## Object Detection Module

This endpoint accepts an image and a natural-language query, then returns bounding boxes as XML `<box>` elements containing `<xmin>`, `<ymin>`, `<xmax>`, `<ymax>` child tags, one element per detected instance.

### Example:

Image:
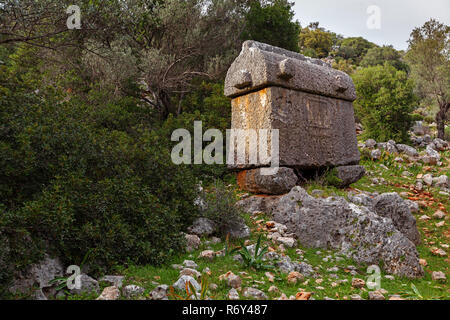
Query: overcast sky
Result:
<box><xmin>292</xmin><ymin>0</ymin><xmax>450</xmax><ymax>50</ymax></box>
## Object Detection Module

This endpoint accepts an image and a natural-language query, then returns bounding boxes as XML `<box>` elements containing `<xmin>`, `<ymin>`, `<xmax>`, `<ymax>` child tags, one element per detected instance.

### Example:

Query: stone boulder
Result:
<box><xmin>332</xmin><ymin>165</ymin><xmax>366</xmax><ymax>187</ymax></box>
<box><xmin>9</xmin><ymin>255</ymin><xmax>64</xmax><ymax>294</ymax></box>
<box><xmin>239</xmin><ymin>187</ymin><xmax>423</xmax><ymax>278</ymax></box>
<box><xmin>237</xmin><ymin>167</ymin><xmax>298</xmax><ymax>195</ymax></box>
<box><xmin>371</xmin><ymin>193</ymin><xmax>421</xmax><ymax>246</ymax></box>
<box><xmin>396</xmin><ymin>144</ymin><xmax>419</xmax><ymax>157</ymax></box>
<box><xmin>187</xmin><ymin>218</ymin><xmax>216</xmax><ymax>236</ymax></box>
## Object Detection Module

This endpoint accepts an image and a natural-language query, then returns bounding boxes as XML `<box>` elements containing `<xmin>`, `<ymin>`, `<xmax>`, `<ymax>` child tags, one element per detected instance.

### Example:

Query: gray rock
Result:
<box><xmin>228</xmin><ymin>288</ymin><xmax>240</xmax><ymax>300</ymax></box>
<box><xmin>436</xmin><ymin>175</ymin><xmax>450</xmax><ymax>188</ymax></box>
<box><xmin>9</xmin><ymin>255</ymin><xmax>64</xmax><ymax>294</ymax></box>
<box><xmin>350</xmin><ymin>294</ymin><xmax>363</xmax><ymax>300</ymax></box>
<box><xmin>150</xmin><ymin>285</ymin><xmax>169</xmax><ymax>300</ymax></box>
<box><xmin>333</xmin><ymin>165</ymin><xmax>365</xmax><ymax>187</ymax></box>
<box><xmin>224</xmin><ymin>222</ymin><xmax>250</xmax><ymax>239</ymax></box>
<box><xmin>426</xmin><ymin>145</ymin><xmax>440</xmax><ymax>160</ymax></box>
<box><xmin>70</xmin><ymin>274</ymin><xmax>100</xmax><ymax>295</ymax></box>
<box><xmin>396</xmin><ymin>144</ymin><xmax>419</xmax><ymax>157</ymax></box>
<box><xmin>371</xmin><ymin>193</ymin><xmax>421</xmax><ymax>245</ymax></box>
<box><xmin>188</xmin><ymin>218</ymin><xmax>216</xmax><ymax>236</ymax></box>
<box><xmin>99</xmin><ymin>275</ymin><xmax>124</xmax><ymax>288</ymax></box>
<box><xmin>185</xmin><ymin>234</ymin><xmax>201</xmax><ymax>252</ymax></box>
<box><xmin>404</xmin><ymin>200</ymin><xmax>419</xmax><ymax>213</ymax></box>
<box><xmin>250</xmin><ymin>186</ymin><xmax>423</xmax><ymax>278</ymax></box>
<box><xmin>180</xmin><ymin>268</ymin><xmax>201</xmax><ymax>279</ymax></box>
<box><xmin>431</xmin><ymin>271</ymin><xmax>446</xmax><ymax>282</ymax></box>
<box><xmin>348</xmin><ymin>193</ymin><xmax>373</xmax><ymax>207</ymax></box>
<box><xmin>173</xmin><ymin>276</ymin><xmax>201</xmax><ymax>292</ymax></box>
<box><xmin>368</xmin><ymin>290</ymin><xmax>385</xmax><ymax>300</ymax></box>
<box><xmin>364</xmin><ymin>139</ymin><xmax>377</xmax><ymax>148</ymax></box>
<box><xmin>377</xmin><ymin>142</ymin><xmax>397</xmax><ymax>154</ymax></box>
<box><xmin>236</xmin><ymin>167</ymin><xmax>298</xmax><ymax>195</ymax></box>
<box><xmin>33</xmin><ymin>289</ymin><xmax>48</xmax><ymax>300</ymax></box>
<box><xmin>423</xmin><ymin>174</ymin><xmax>433</xmax><ymax>186</ymax></box>
<box><xmin>371</xmin><ymin>149</ymin><xmax>381</xmax><ymax>160</ymax></box>
<box><xmin>96</xmin><ymin>286</ymin><xmax>120</xmax><ymax>300</ymax></box>
<box><xmin>242</xmin><ymin>287</ymin><xmax>268</xmax><ymax>300</ymax></box>
<box><xmin>122</xmin><ymin>284</ymin><xmax>145</xmax><ymax>298</ymax></box>
<box><xmin>182</xmin><ymin>260</ymin><xmax>198</xmax><ymax>269</ymax></box>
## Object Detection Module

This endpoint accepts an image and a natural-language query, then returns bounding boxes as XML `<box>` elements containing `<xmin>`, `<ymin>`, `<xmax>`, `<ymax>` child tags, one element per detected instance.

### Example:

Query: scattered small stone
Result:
<box><xmin>268</xmin><ymin>285</ymin><xmax>279</xmax><ymax>293</ymax></box>
<box><xmin>277</xmin><ymin>237</ymin><xmax>297</xmax><ymax>248</ymax></box>
<box><xmin>431</xmin><ymin>271</ymin><xmax>446</xmax><ymax>282</ymax></box>
<box><xmin>173</xmin><ymin>276</ymin><xmax>200</xmax><ymax>292</ymax></box>
<box><xmin>430</xmin><ymin>247</ymin><xmax>446</xmax><ymax>257</ymax></box>
<box><xmin>209</xmin><ymin>283</ymin><xmax>218</xmax><ymax>291</ymax></box>
<box><xmin>70</xmin><ymin>274</ymin><xmax>100</xmax><ymax>295</ymax></box>
<box><xmin>198</xmin><ymin>250</ymin><xmax>215</xmax><ymax>261</ymax></box>
<box><xmin>368</xmin><ymin>290</ymin><xmax>385</xmax><ymax>300</ymax></box>
<box><xmin>384</xmin><ymin>275</ymin><xmax>395</xmax><ymax>280</ymax></box>
<box><xmin>183</xmin><ymin>260</ymin><xmax>198</xmax><ymax>269</ymax></box>
<box><xmin>433</xmin><ymin>210</ymin><xmax>446</xmax><ymax>219</ymax></box>
<box><xmin>185</xmin><ymin>234</ymin><xmax>201</xmax><ymax>252</ymax></box>
<box><xmin>228</xmin><ymin>288</ymin><xmax>240</xmax><ymax>300</ymax></box>
<box><xmin>180</xmin><ymin>268</ymin><xmax>201</xmax><ymax>279</ymax></box>
<box><xmin>419</xmin><ymin>215</ymin><xmax>431</xmax><ymax>221</ymax></box>
<box><xmin>435</xmin><ymin>221</ymin><xmax>445</xmax><ymax>227</ymax></box>
<box><xmin>350</xmin><ymin>294</ymin><xmax>363</xmax><ymax>300</ymax></box>
<box><xmin>242</xmin><ymin>287</ymin><xmax>268</xmax><ymax>300</ymax></box>
<box><xmin>172</xmin><ymin>264</ymin><xmax>183</xmax><ymax>270</ymax></box>
<box><xmin>100</xmin><ymin>275</ymin><xmax>124</xmax><ymax>288</ymax></box>
<box><xmin>351</xmin><ymin>278</ymin><xmax>365</xmax><ymax>289</ymax></box>
<box><xmin>150</xmin><ymin>285</ymin><xmax>169</xmax><ymax>300</ymax></box>
<box><xmin>122</xmin><ymin>285</ymin><xmax>145</xmax><ymax>298</ymax></box>
<box><xmin>423</xmin><ymin>174</ymin><xmax>433</xmax><ymax>186</ymax></box>
<box><xmin>389</xmin><ymin>295</ymin><xmax>405</xmax><ymax>300</ymax></box>
<box><xmin>96</xmin><ymin>286</ymin><xmax>120</xmax><ymax>300</ymax></box>
<box><xmin>287</xmin><ymin>271</ymin><xmax>304</xmax><ymax>284</ymax></box>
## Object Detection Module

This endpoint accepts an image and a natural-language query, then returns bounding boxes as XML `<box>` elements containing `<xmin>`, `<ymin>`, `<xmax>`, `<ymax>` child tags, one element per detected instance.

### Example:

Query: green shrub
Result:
<box><xmin>200</xmin><ymin>180</ymin><xmax>244</xmax><ymax>237</ymax></box>
<box><xmin>0</xmin><ymin>73</ymin><xmax>199</xmax><ymax>293</ymax></box>
<box><xmin>352</xmin><ymin>63</ymin><xmax>417</xmax><ymax>143</ymax></box>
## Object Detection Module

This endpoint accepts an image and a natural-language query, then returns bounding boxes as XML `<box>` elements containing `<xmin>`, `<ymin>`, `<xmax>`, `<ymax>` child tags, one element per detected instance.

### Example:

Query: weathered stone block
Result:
<box><xmin>225</xmin><ymin>41</ymin><xmax>360</xmax><ymax>172</ymax></box>
<box><xmin>237</xmin><ymin>167</ymin><xmax>298</xmax><ymax>195</ymax></box>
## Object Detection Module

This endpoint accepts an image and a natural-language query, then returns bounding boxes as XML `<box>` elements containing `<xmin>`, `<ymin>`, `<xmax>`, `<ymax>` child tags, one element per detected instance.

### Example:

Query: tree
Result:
<box><xmin>298</xmin><ymin>22</ymin><xmax>333</xmax><ymax>58</ymax></box>
<box><xmin>352</xmin><ymin>63</ymin><xmax>417</xmax><ymax>143</ymax></box>
<box><xmin>242</xmin><ymin>0</ymin><xmax>300</xmax><ymax>52</ymax></box>
<box><xmin>361</xmin><ymin>45</ymin><xmax>409</xmax><ymax>72</ymax></box>
<box><xmin>335</xmin><ymin>36</ymin><xmax>377</xmax><ymax>64</ymax></box>
<box><xmin>405</xmin><ymin>19</ymin><xmax>450</xmax><ymax>139</ymax></box>
<box><xmin>0</xmin><ymin>0</ymin><xmax>249</xmax><ymax>120</ymax></box>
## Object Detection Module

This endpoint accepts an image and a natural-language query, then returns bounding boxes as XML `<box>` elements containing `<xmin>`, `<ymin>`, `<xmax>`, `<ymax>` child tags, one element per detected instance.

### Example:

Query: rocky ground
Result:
<box><xmin>9</xmin><ymin>131</ymin><xmax>449</xmax><ymax>301</ymax></box>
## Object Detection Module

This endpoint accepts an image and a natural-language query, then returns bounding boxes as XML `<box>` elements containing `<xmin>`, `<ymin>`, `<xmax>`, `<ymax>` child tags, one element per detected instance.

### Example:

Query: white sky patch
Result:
<box><xmin>292</xmin><ymin>0</ymin><xmax>450</xmax><ymax>50</ymax></box>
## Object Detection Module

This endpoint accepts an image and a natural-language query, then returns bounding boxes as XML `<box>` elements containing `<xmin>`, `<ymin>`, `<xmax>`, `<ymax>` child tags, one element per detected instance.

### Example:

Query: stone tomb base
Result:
<box><xmin>237</xmin><ymin>165</ymin><xmax>365</xmax><ymax>195</ymax></box>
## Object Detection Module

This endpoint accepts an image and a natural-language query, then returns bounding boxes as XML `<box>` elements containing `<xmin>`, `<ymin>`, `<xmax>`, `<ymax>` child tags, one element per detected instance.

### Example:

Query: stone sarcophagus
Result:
<box><xmin>225</xmin><ymin>41</ymin><xmax>364</xmax><ymax>194</ymax></box>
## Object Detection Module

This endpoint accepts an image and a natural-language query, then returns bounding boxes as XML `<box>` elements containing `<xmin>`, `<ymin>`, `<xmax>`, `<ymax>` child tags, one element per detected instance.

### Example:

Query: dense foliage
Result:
<box><xmin>242</xmin><ymin>0</ymin><xmax>300</xmax><ymax>52</ymax></box>
<box><xmin>352</xmin><ymin>63</ymin><xmax>417</xmax><ymax>143</ymax></box>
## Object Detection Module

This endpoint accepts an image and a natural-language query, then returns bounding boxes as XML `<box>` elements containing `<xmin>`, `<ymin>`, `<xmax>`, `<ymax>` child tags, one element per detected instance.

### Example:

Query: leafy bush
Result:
<box><xmin>352</xmin><ymin>63</ymin><xmax>417</xmax><ymax>143</ymax></box>
<box><xmin>200</xmin><ymin>180</ymin><xmax>244</xmax><ymax>237</ymax></box>
<box><xmin>0</xmin><ymin>63</ymin><xmax>200</xmax><ymax>293</ymax></box>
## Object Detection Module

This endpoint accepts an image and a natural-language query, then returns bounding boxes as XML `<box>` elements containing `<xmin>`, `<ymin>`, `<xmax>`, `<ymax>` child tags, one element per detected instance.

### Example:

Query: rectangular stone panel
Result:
<box><xmin>228</xmin><ymin>86</ymin><xmax>360</xmax><ymax>170</ymax></box>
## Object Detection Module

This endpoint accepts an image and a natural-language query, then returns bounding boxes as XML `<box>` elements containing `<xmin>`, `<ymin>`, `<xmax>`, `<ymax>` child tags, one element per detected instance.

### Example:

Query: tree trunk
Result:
<box><xmin>435</xmin><ymin>101</ymin><xmax>448</xmax><ymax>140</ymax></box>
